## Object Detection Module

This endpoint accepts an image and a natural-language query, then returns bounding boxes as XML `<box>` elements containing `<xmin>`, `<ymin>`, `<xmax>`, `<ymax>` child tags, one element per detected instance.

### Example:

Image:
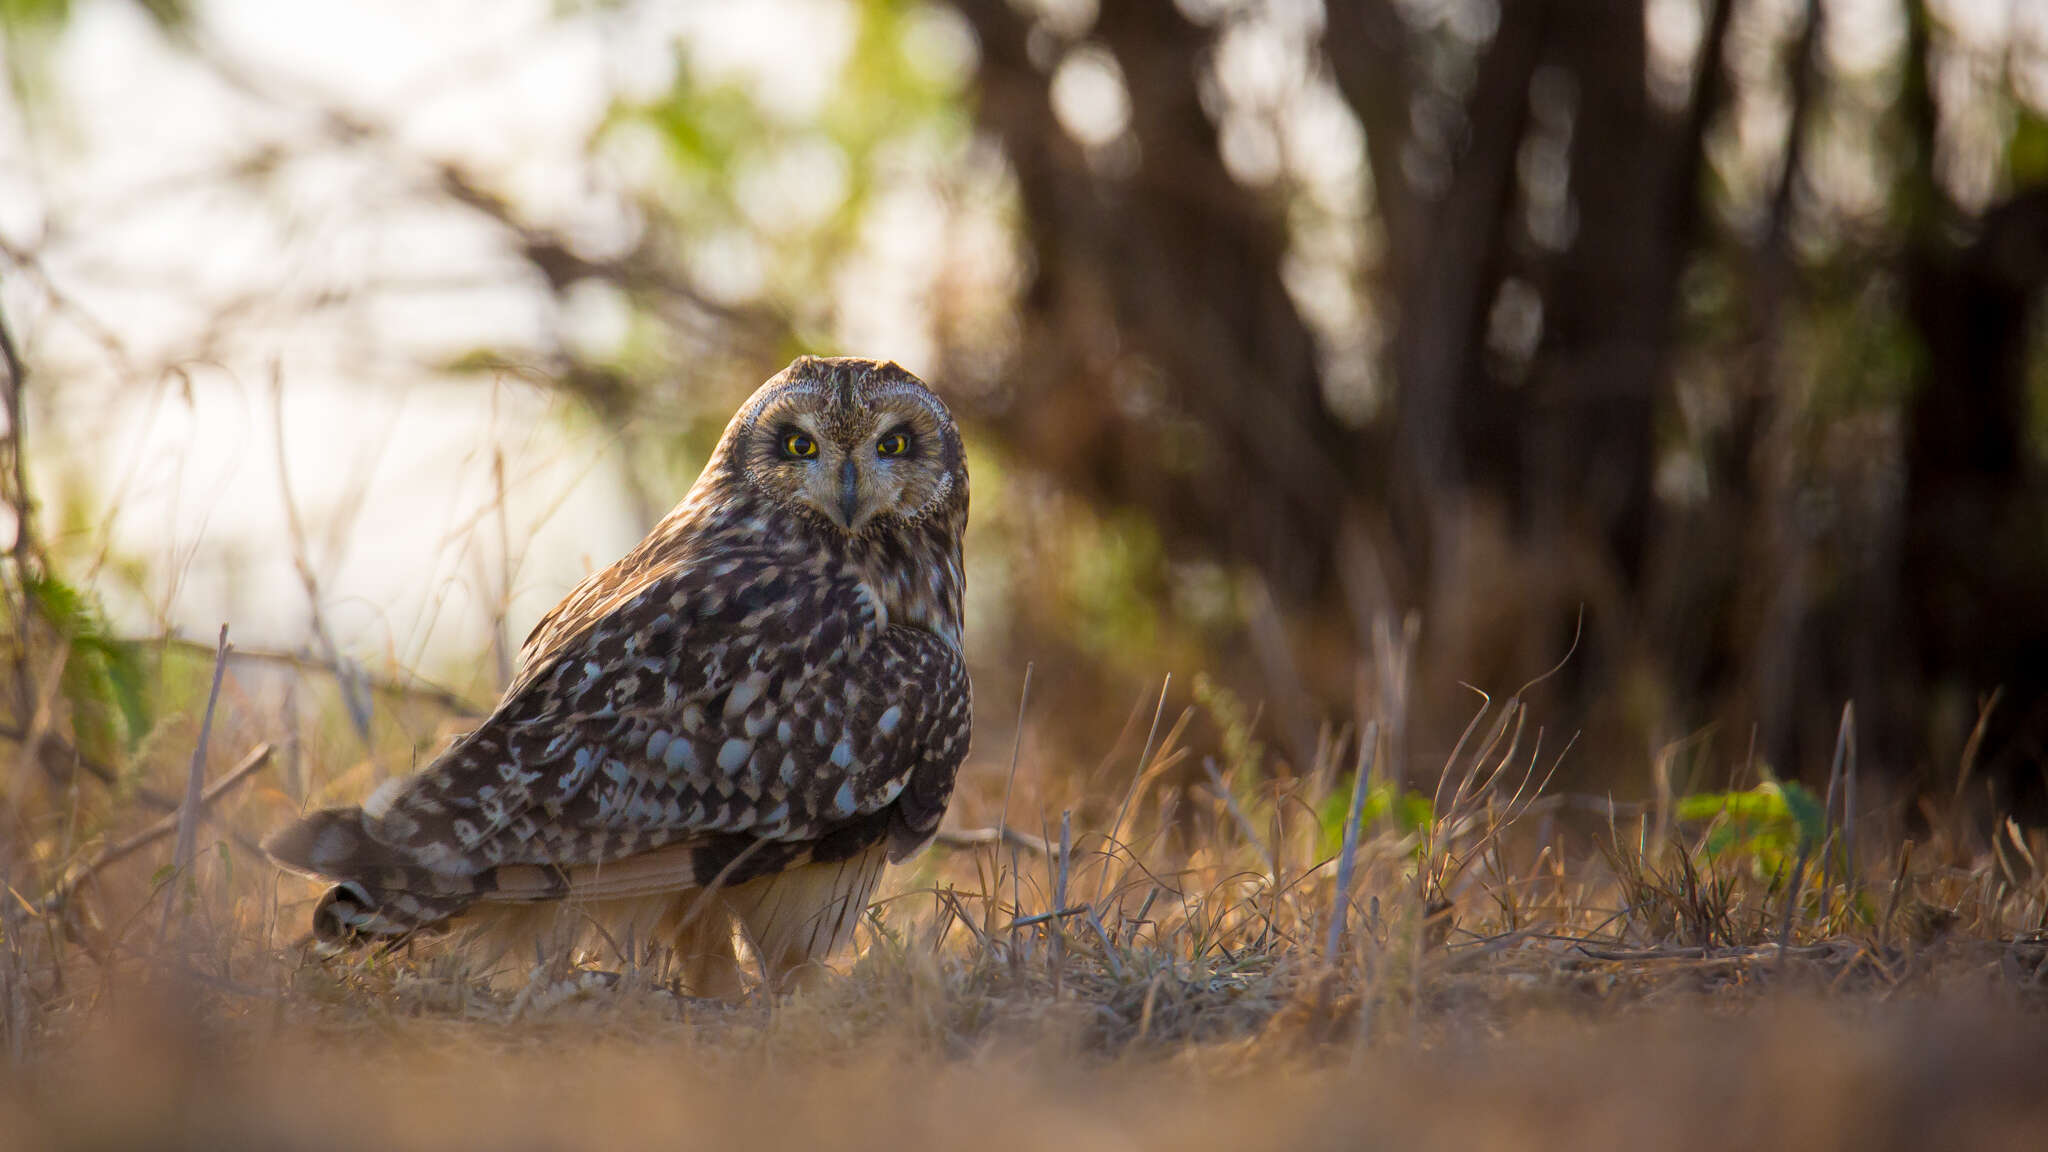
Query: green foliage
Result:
<box><xmin>1676</xmin><ymin>777</ymin><xmax>1826</xmax><ymax>878</ymax></box>
<box><xmin>23</xmin><ymin>571</ymin><xmax>154</xmax><ymax>760</ymax></box>
<box><xmin>1</xmin><ymin>0</ymin><xmax>188</xmax><ymax>26</ymax></box>
<box><xmin>1066</xmin><ymin>511</ymin><xmax>1168</xmax><ymax>669</ymax></box>
<box><xmin>1192</xmin><ymin>673</ymin><xmax>1262</xmax><ymax>783</ymax></box>
<box><xmin>0</xmin><ymin>0</ymin><xmax>71</xmax><ymax>101</ymax></box>
<box><xmin>0</xmin><ymin>0</ymin><xmax>186</xmax><ymax>35</ymax></box>
<box><xmin>601</xmin><ymin>0</ymin><xmax>971</xmax><ymax>333</ymax></box>
<box><xmin>0</xmin><ymin>0</ymin><xmax>69</xmax><ymax>30</ymax></box>
<box><xmin>1188</xmin><ymin>672</ymin><xmax>1437</xmax><ymax>865</ymax></box>
<box><xmin>1314</xmin><ymin>781</ymin><xmax>1434</xmax><ymax>860</ymax></box>
<box><xmin>2007</xmin><ymin>107</ymin><xmax>2048</xmax><ymax>190</ymax></box>
<box><xmin>635</xmin><ymin>80</ymin><xmax>762</xmax><ymax>188</ymax></box>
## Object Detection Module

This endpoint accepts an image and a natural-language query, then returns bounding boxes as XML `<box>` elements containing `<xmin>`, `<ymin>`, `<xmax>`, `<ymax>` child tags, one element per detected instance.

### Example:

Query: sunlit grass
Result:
<box><xmin>3</xmin><ymin>620</ymin><xmax>2047</xmax><ymax>1148</ymax></box>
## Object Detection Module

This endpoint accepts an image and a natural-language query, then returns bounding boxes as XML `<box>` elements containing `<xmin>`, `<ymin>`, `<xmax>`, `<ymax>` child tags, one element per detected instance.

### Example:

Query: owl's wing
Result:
<box><xmin>504</xmin><ymin>522</ymin><xmax>687</xmax><ymax>698</ymax></box>
<box><xmin>268</xmin><ymin>542</ymin><xmax>970</xmax><ymax>921</ymax></box>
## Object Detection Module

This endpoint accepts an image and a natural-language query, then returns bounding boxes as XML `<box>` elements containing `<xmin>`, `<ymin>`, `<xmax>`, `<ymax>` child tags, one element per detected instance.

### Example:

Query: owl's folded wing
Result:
<box><xmin>267</xmin><ymin>545</ymin><xmax>969</xmax><ymax>911</ymax></box>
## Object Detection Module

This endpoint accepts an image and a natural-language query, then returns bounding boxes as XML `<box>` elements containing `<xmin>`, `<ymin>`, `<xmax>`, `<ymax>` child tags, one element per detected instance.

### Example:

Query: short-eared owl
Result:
<box><xmin>266</xmin><ymin>357</ymin><xmax>971</xmax><ymax>994</ymax></box>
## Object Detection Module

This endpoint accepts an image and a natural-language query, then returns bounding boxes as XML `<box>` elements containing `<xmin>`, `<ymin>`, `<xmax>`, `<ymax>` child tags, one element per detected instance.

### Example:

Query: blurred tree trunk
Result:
<box><xmin>1328</xmin><ymin>0</ymin><xmax>1548</xmax><ymax>575</ymax></box>
<box><xmin>951</xmin><ymin>0</ymin><xmax>1354</xmax><ymax>601</ymax></box>
<box><xmin>959</xmin><ymin>0</ymin><xmax>1727</xmax><ymax>769</ymax></box>
<box><xmin>1902</xmin><ymin>186</ymin><xmax>2048</xmax><ymax>814</ymax></box>
<box><xmin>1892</xmin><ymin>3</ymin><xmax>2048</xmax><ymax>816</ymax></box>
<box><xmin>1523</xmin><ymin>0</ymin><xmax>1663</xmax><ymax>586</ymax></box>
<box><xmin>1331</xmin><ymin>0</ymin><xmax>1726</xmax><ymax>759</ymax></box>
<box><xmin>949</xmin><ymin>0</ymin><xmax>2048</xmax><ymax>812</ymax></box>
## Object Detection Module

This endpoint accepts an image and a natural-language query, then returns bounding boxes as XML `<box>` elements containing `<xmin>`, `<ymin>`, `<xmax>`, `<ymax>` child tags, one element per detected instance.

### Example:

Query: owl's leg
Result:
<box><xmin>455</xmin><ymin>902</ymin><xmax>583</xmax><ymax>990</ymax></box>
<box><xmin>663</xmin><ymin>893</ymin><xmax>745</xmax><ymax>999</ymax></box>
<box><xmin>723</xmin><ymin>845</ymin><xmax>885</xmax><ymax>992</ymax></box>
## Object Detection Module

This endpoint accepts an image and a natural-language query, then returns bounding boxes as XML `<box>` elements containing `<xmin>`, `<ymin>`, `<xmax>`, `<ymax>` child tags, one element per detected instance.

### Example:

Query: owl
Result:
<box><xmin>265</xmin><ymin>356</ymin><xmax>971</xmax><ymax>995</ymax></box>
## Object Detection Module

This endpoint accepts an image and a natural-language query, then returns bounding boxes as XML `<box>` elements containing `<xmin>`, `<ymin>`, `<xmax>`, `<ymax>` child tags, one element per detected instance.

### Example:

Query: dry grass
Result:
<box><xmin>4</xmin><ymin>656</ymin><xmax>2048</xmax><ymax>1150</ymax></box>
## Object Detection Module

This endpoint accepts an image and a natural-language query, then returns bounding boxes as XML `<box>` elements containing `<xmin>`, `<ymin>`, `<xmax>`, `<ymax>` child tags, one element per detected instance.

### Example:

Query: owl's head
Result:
<box><xmin>722</xmin><ymin>357</ymin><xmax>967</xmax><ymax>538</ymax></box>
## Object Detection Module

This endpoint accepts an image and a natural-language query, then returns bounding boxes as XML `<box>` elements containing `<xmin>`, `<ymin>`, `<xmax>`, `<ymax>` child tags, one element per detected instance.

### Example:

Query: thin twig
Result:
<box><xmin>1954</xmin><ymin>689</ymin><xmax>1999</xmax><ymax>811</ymax></box>
<box><xmin>1819</xmin><ymin>701</ymin><xmax>1850</xmax><ymax>927</ymax></box>
<box><xmin>0</xmin><ymin>291</ymin><xmax>49</xmax><ymax>807</ymax></box>
<box><xmin>1325</xmin><ymin>721</ymin><xmax>1380</xmax><ymax>960</ymax></box>
<box><xmin>1576</xmin><ymin>942</ymin><xmax>1844</xmax><ymax>963</ymax></box>
<box><xmin>996</xmin><ymin>664</ymin><xmax>1032</xmax><ymax>968</ymax></box>
<box><xmin>1879</xmin><ymin>839</ymin><xmax>1916</xmax><ymax>951</ymax></box>
<box><xmin>1776</xmin><ymin>840</ymin><xmax>1812</xmax><ymax>970</ymax></box>
<box><xmin>1096</xmin><ymin>674</ymin><xmax>1170</xmax><ymax>904</ymax></box>
<box><xmin>1048</xmin><ymin>810</ymin><xmax>1072</xmax><ymax>993</ymax></box>
<box><xmin>158</xmin><ymin>624</ymin><xmax>231</xmax><ymax>948</ymax></box>
<box><xmin>1203</xmin><ymin>757</ymin><xmax>1277</xmax><ymax>877</ymax></box>
<box><xmin>44</xmin><ymin>742</ymin><xmax>273</xmax><ymax>916</ymax></box>
<box><xmin>1841</xmin><ymin>703</ymin><xmax>1859</xmax><ymax>916</ymax></box>
<box><xmin>271</xmin><ymin>367</ymin><xmax>374</xmax><ymax>745</ymax></box>
<box><xmin>0</xmin><ymin>289</ymin><xmax>36</xmax><ymax>578</ymax></box>
<box><xmin>154</xmin><ymin>634</ymin><xmax>481</xmax><ymax>717</ymax></box>
<box><xmin>0</xmin><ymin>725</ymin><xmax>257</xmax><ymax>846</ymax></box>
<box><xmin>933</xmin><ymin>886</ymin><xmax>992</xmax><ymax>952</ymax></box>
<box><xmin>993</xmin><ymin>664</ymin><xmax>1033</xmax><ymax>855</ymax></box>
<box><xmin>1007</xmin><ymin>905</ymin><xmax>1089</xmax><ymax>929</ymax></box>
<box><xmin>484</xmin><ymin>384</ymin><xmax>517</xmax><ymax>690</ymax></box>
<box><xmin>932</xmin><ymin>825</ymin><xmax>1050</xmax><ymax>855</ymax></box>
<box><xmin>1084</xmin><ymin>909</ymin><xmax>1124</xmax><ymax>980</ymax></box>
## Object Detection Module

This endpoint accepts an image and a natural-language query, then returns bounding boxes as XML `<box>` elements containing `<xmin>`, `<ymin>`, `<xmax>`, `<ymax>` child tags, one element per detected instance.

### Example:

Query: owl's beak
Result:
<box><xmin>837</xmin><ymin>458</ymin><xmax>862</xmax><ymax>530</ymax></box>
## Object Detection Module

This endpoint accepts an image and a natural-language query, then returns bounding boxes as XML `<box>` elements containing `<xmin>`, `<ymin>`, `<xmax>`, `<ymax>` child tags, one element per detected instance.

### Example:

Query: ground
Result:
<box><xmin>4</xmin><ymin>676</ymin><xmax>2047</xmax><ymax>1150</ymax></box>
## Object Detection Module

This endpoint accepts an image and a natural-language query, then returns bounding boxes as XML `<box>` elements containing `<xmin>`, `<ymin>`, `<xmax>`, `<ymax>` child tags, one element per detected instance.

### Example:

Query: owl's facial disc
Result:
<box><xmin>771</xmin><ymin>412</ymin><xmax>931</xmax><ymax>535</ymax></box>
<box><xmin>738</xmin><ymin>360</ymin><xmax>959</xmax><ymax>539</ymax></box>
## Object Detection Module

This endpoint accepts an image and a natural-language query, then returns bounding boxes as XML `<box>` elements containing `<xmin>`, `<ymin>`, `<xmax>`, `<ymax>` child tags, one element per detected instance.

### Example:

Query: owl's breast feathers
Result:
<box><xmin>265</xmin><ymin>498</ymin><xmax>970</xmax><ymax>946</ymax></box>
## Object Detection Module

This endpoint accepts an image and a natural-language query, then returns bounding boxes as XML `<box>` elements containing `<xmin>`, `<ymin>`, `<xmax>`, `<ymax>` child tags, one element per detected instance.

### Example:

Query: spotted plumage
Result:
<box><xmin>266</xmin><ymin>356</ymin><xmax>971</xmax><ymax>993</ymax></box>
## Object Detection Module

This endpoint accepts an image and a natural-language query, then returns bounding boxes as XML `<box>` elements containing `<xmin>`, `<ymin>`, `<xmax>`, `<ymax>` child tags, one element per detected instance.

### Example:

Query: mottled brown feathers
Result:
<box><xmin>265</xmin><ymin>357</ymin><xmax>971</xmax><ymax>986</ymax></box>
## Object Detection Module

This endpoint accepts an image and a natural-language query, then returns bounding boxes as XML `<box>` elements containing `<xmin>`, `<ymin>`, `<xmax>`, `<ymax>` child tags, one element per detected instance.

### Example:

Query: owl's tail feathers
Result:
<box><xmin>304</xmin><ymin>879</ymin><xmax>471</xmax><ymax>949</ymax></box>
<box><xmin>265</xmin><ymin>808</ymin><xmax>702</xmax><ymax>949</ymax></box>
<box><xmin>263</xmin><ymin>807</ymin><xmax>488</xmax><ymax>949</ymax></box>
<box><xmin>263</xmin><ymin>806</ymin><xmax>394</xmax><ymax>878</ymax></box>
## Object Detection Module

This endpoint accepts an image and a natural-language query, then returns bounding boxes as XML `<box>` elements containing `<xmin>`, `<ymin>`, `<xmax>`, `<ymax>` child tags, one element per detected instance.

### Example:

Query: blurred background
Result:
<box><xmin>2</xmin><ymin>0</ymin><xmax>2046</xmax><ymax>826</ymax></box>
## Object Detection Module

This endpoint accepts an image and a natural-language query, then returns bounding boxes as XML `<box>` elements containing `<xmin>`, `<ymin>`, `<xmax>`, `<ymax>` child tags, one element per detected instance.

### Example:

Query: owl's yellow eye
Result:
<box><xmin>877</xmin><ymin>432</ymin><xmax>910</xmax><ymax>457</ymax></box>
<box><xmin>783</xmin><ymin>432</ymin><xmax>818</xmax><ymax>459</ymax></box>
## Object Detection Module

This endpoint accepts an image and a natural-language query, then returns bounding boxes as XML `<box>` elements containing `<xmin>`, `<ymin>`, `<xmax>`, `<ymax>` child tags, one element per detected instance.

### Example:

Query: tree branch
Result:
<box><xmin>44</xmin><ymin>742</ymin><xmax>273</xmax><ymax>916</ymax></box>
<box><xmin>1323</xmin><ymin>1</ymin><xmax>1421</xmax><ymax>279</ymax></box>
